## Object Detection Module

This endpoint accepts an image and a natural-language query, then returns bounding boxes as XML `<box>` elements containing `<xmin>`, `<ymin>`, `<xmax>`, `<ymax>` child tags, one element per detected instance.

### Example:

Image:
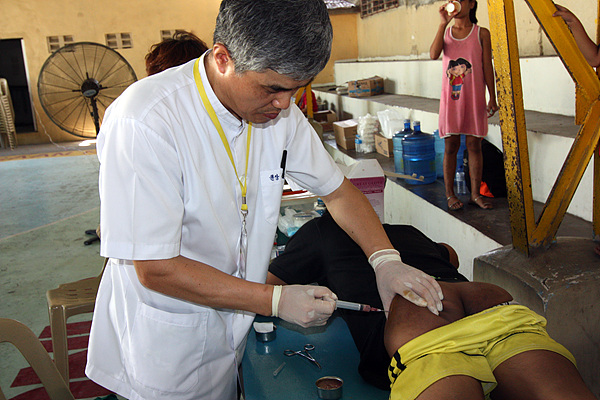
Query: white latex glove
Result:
<box><xmin>272</xmin><ymin>285</ymin><xmax>337</xmax><ymax>328</ymax></box>
<box><xmin>369</xmin><ymin>249</ymin><xmax>444</xmax><ymax>315</ymax></box>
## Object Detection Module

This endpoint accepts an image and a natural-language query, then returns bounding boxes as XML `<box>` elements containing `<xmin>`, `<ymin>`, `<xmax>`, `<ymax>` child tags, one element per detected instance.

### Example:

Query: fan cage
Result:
<box><xmin>38</xmin><ymin>41</ymin><xmax>137</xmax><ymax>139</ymax></box>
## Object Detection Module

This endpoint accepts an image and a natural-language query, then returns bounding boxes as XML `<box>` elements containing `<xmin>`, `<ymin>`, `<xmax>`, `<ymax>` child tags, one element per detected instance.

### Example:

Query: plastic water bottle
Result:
<box><xmin>456</xmin><ymin>135</ymin><xmax>467</xmax><ymax>173</ymax></box>
<box><xmin>401</xmin><ymin>121</ymin><xmax>436</xmax><ymax>185</ymax></box>
<box><xmin>455</xmin><ymin>171</ymin><xmax>468</xmax><ymax>195</ymax></box>
<box><xmin>393</xmin><ymin>119</ymin><xmax>412</xmax><ymax>174</ymax></box>
<box><xmin>314</xmin><ymin>198</ymin><xmax>326</xmax><ymax>216</ymax></box>
<box><xmin>433</xmin><ymin>129</ymin><xmax>444</xmax><ymax>179</ymax></box>
<box><xmin>355</xmin><ymin>135</ymin><xmax>363</xmax><ymax>153</ymax></box>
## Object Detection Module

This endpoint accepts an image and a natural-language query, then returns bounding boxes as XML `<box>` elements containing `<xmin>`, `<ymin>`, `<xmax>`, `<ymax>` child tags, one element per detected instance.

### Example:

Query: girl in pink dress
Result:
<box><xmin>430</xmin><ymin>0</ymin><xmax>498</xmax><ymax>210</ymax></box>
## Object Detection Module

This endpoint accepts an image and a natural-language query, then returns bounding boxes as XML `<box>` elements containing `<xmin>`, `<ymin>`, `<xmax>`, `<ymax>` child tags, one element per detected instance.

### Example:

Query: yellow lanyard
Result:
<box><xmin>193</xmin><ymin>57</ymin><xmax>252</xmax><ymax>213</ymax></box>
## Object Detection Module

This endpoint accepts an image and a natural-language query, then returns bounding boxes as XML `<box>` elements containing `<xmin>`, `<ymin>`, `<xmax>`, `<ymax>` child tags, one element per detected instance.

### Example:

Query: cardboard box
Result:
<box><xmin>333</xmin><ymin>119</ymin><xmax>358</xmax><ymax>150</ymax></box>
<box><xmin>337</xmin><ymin>159</ymin><xmax>386</xmax><ymax>222</ymax></box>
<box><xmin>348</xmin><ymin>76</ymin><xmax>384</xmax><ymax>98</ymax></box>
<box><xmin>374</xmin><ymin>133</ymin><xmax>394</xmax><ymax>158</ymax></box>
<box><xmin>312</xmin><ymin>110</ymin><xmax>338</xmax><ymax>132</ymax></box>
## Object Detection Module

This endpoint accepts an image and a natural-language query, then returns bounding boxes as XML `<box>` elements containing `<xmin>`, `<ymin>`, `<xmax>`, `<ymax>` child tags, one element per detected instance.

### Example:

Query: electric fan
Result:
<box><xmin>38</xmin><ymin>42</ymin><xmax>137</xmax><ymax>139</ymax></box>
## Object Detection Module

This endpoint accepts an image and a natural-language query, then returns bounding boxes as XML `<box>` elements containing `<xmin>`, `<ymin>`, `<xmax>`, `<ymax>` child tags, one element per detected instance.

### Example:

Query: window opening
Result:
<box><xmin>360</xmin><ymin>0</ymin><xmax>399</xmax><ymax>17</ymax></box>
<box><xmin>105</xmin><ymin>33</ymin><xmax>133</xmax><ymax>49</ymax></box>
<box><xmin>46</xmin><ymin>35</ymin><xmax>74</xmax><ymax>53</ymax></box>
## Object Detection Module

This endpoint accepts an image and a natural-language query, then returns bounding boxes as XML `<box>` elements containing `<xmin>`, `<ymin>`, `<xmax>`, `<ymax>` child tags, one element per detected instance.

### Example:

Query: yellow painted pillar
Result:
<box><xmin>489</xmin><ymin>0</ymin><xmax>600</xmax><ymax>252</ymax></box>
<box><xmin>487</xmin><ymin>0</ymin><xmax>535</xmax><ymax>254</ymax></box>
<box><xmin>594</xmin><ymin>0</ymin><xmax>600</xmax><ymax>241</ymax></box>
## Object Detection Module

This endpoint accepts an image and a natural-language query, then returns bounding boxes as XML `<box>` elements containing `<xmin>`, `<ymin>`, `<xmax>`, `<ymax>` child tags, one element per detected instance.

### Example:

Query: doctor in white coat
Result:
<box><xmin>86</xmin><ymin>1</ymin><xmax>444</xmax><ymax>399</ymax></box>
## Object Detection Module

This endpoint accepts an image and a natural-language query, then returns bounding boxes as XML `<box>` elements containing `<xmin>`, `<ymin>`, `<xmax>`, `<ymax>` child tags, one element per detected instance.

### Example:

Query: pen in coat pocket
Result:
<box><xmin>280</xmin><ymin>149</ymin><xmax>287</xmax><ymax>179</ymax></box>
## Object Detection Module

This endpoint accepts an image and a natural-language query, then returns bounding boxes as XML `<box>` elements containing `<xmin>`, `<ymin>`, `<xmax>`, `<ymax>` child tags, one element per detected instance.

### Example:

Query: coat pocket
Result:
<box><xmin>127</xmin><ymin>302</ymin><xmax>209</xmax><ymax>394</ymax></box>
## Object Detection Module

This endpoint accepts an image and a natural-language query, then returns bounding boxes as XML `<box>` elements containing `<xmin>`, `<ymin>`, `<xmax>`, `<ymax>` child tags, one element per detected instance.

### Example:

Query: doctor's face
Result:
<box><xmin>226</xmin><ymin>69</ymin><xmax>312</xmax><ymax>124</ymax></box>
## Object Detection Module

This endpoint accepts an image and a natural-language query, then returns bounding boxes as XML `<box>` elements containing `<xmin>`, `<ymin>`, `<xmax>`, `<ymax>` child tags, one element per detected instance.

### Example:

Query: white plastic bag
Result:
<box><xmin>377</xmin><ymin>109</ymin><xmax>405</xmax><ymax>139</ymax></box>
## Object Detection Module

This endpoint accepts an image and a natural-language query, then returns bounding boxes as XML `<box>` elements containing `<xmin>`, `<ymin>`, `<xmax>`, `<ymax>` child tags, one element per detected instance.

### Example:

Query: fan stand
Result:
<box><xmin>82</xmin><ymin>74</ymin><xmax>101</xmax><ymax>246</ymax></box>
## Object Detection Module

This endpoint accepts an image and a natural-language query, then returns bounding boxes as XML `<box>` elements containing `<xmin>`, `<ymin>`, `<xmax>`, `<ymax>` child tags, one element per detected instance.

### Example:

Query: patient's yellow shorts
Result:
<box><xmin>388</xmin><ymin>305</ymin><xmax>576</xmax><ymax>400</ymax></box>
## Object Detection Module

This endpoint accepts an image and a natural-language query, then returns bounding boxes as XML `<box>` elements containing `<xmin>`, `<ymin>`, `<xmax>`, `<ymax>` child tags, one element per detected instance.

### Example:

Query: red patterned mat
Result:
<box><xmin>0</xmin><ymin>149</ymin><xmax>97</xmax><ymax>162</ymax></box>
<box><xmin>8</xmin><ymin>320</ymin><xmax>113</xmax><ymax>400</ymax></box>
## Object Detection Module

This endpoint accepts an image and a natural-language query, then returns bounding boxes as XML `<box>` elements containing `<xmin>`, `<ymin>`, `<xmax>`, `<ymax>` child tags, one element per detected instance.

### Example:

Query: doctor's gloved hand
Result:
<box><xmin>369</xmin><ymin>249</ymin><xmax>444</xmax><ymax>316</ymax></box>
<box><xmin>271</xmin><ymin>285</ymin><xmax>337</xmax><ymax>328</ymax></box>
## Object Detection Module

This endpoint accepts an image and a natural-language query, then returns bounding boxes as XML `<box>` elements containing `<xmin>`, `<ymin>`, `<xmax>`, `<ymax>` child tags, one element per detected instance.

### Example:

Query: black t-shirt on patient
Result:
<box><xmin>269</xmin><ymin>211</ymin><xmax>467</xmax><ymax>390</ymax></box>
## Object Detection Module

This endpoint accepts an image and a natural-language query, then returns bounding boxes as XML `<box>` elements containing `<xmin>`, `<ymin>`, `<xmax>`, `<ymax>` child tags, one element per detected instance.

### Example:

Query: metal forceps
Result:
<box><xmin>283</xmin><ymin>344</ymin><xmax>322</xmax><ymax>369</ymax></box>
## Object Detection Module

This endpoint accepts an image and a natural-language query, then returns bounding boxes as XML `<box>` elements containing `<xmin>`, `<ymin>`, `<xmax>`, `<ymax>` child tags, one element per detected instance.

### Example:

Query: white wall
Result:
<box><xmin>527</xmin><ymin>130</ymin><xmax>594</xmax><ymax>222</ymax></box>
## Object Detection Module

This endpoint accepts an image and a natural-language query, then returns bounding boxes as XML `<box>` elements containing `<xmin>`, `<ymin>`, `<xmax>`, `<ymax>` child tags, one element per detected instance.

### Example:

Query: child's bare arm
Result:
<box><xmin>554</xmin><ymin>4</ymin><xmax>600</xmax><ymax>67</ymax></box>
<box><xmin>430</xmin><ymin>4</ymin><xmax>452</xmax><ymax>60</ymax></box>
<box><xmin>480</xmin><ymin>27</ymin><xmax>499</xmax><ymax>117</ymax></box>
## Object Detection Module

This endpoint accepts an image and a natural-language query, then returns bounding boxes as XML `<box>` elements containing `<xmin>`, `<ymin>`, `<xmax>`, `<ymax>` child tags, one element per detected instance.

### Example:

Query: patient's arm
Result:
<box><xmin>384</xmin><ymin>281</ymin><xmax>512</xmax><ymax>357</ymax></box>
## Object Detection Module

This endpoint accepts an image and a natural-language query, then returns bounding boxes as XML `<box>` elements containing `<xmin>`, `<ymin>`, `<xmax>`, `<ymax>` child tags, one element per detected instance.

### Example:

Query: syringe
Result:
<box><xmin>335</xmin><ymin>300</ymin><xmax>383</xmax><ymax>312</ymax></box>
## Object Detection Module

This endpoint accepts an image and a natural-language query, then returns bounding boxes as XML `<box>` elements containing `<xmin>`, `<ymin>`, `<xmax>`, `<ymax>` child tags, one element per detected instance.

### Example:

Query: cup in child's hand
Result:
<box><xmin>445</xmin><ymin>1</ymin><xmax>461</xmax><ymax>14</ymax></box>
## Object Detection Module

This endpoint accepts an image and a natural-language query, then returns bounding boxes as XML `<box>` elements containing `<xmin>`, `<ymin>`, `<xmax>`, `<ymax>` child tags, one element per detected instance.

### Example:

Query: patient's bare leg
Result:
<box><xmin>416</xmin><ymin>375</ymin><xmax>485</xmax><ymax>400</ymax></box>
<box><xmin>491</xmin><ymin>350</ymin><xmax>596</xmax><ymax>400</ymax></box>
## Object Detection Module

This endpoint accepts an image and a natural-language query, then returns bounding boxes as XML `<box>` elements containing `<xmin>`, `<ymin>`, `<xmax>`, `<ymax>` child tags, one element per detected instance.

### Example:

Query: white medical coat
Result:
<box><xmin>85</xmin><ymin>54</ymin><xmax>345</xmax><ymax>400</ymax></box>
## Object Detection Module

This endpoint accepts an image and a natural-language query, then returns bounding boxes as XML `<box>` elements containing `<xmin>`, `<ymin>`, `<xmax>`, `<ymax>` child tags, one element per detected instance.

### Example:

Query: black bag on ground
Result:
<box><xmin>464</xmin><ymin>139</ymin><xmax>507</xmax><ymax>198</ymax></box>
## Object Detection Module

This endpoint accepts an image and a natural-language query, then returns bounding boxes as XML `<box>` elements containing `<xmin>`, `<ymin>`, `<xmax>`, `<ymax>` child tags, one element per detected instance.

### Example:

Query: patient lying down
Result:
<box><xmin>267</xmin><ymin>212</ymin><xmax>596</xmax><ymax>400</ymax></box>
<box><xmin>384</xmin><ymin>282</ymin><xmax>595</xmax><ymax>400</ymax></box>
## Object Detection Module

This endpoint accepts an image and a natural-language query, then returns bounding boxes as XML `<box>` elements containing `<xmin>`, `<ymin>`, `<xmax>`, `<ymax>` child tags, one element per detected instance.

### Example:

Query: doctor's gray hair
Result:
<box><xmin>213</xmin><ymin>0</ymin><xmax>333</xmax><ymax>81</ymax></box>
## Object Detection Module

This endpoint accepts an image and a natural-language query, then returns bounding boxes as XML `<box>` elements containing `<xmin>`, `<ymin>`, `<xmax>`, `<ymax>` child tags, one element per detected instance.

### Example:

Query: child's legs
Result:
<box><xmin>465</xmin><ymin>135</ymin><xmax>483</xmax><ymax>198</ymax></box>
<box><xmin>491</xmin><ymin>350</ymin><xmax>596</xmax><ymax>400</ymax></box>
<box><xmin>443</xmin><ymin>135</ymin><xmax>461</xmax><ymax>196</ymax></box>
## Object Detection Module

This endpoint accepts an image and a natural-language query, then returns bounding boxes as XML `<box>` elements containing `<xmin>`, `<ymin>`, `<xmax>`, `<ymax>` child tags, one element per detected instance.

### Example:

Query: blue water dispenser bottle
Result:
<box><xmin>393</xmin><ymin>118</ymin><xmax>412</xmax><ymax>174</ymax></box>
<box><xmin>401</xmin><ymin>121</ymin><xmax>436</xmax><ymax>185</ymax></box>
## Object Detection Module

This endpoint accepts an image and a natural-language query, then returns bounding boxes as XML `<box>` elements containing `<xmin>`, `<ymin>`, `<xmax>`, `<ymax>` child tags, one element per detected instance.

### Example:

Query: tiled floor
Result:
<box><xmin>1</xmin><ymin>141</ymin><xmax>107</xmax><ymax>399</ymax></box>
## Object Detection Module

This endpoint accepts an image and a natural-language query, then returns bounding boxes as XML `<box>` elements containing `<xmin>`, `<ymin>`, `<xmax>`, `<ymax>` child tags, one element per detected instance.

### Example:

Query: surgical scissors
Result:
<box><xmin>283</xmin><ymin>344</ymin><xmax>322</xmax><ymax>369</ymax></box>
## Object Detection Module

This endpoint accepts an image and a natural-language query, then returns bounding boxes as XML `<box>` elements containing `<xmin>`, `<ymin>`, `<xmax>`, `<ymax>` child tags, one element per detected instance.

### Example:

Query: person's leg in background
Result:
<box><xmin>465</xmin><ymin>135</ymin><xmax>492</xmax><ymax>209</ymax></box>
<box><xmin>491</xmin><ymin>350</ymin><xmax>596</xmax><ymax>400</ymax></box>
<box><xmin>444</xmin><ymin>134</ymin><xmax>463</xmax><ymax>210</ymax></box>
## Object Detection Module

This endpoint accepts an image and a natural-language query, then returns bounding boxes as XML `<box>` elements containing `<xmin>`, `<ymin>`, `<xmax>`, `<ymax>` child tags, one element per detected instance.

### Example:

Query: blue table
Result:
<box><xmin>242</xmin><ymin>313</ymin><xmax>390</xmax><ymax>399</ymax></box>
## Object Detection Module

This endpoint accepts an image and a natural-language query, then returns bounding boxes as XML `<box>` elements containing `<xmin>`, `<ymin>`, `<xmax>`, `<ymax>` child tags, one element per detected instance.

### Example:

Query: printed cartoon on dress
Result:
<box><xmin>446</xmin><ymin>58</ymin><xmax>472</xmax><ymax>100</ymax></box>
